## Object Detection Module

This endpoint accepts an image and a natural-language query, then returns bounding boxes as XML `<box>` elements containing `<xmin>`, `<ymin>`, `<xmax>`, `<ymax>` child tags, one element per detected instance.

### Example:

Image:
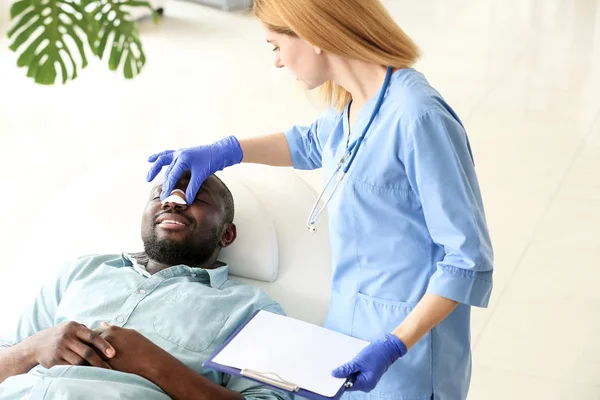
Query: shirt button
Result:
<box><xmin>139</xmin><ymin>289</ymin><xmax>146</xmax><ymax>294</ymax></box>
<box><xmin>116</xmin><ymin>316</ymin><xmax>124</xmax><ymax>323</ymax></box>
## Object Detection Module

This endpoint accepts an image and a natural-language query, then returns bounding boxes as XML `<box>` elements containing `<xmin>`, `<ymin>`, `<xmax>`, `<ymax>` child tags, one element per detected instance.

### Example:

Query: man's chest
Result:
<box><xmin>55</xmin><ymin>272</ymin><xmax>250</xmax><ymax>376</ymax></box>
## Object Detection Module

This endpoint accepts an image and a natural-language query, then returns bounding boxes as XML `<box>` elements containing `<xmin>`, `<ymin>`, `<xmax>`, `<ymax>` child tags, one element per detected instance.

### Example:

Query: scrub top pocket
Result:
<box><xmin>351</xmin><ymin>293</ymin><xmax>433</xmax><ymax>400</ymax></box>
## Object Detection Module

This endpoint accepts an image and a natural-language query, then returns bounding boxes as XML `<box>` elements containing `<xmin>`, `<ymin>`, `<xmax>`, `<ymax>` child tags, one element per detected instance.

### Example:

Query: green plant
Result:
<box><xmin>6</xmin><ymin>0</ymin><xmax>157</xmax><ymax>84</ymax></box>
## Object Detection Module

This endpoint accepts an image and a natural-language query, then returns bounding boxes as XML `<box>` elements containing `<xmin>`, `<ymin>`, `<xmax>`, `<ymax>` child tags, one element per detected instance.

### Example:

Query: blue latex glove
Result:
<box><xmin>146</xmin><ymin>136</ymin><xmax>243</xmax><ymax>204</ymax></box>
<box><xmin>331</xmin><ymin>333</ymin><xmax>407</xmax><ymax>393</ymax></box>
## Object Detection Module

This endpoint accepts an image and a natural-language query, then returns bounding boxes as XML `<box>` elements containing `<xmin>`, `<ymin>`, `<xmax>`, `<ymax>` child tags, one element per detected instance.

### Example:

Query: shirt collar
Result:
<box><xmin>121</xmin><ymin>253</ymin><xmax>229</xmax><ymax>289</ymax></box>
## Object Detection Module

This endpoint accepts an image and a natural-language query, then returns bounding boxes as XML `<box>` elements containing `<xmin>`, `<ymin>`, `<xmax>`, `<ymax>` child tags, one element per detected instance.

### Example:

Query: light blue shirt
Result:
<box><xmin>0</xmin><ymin>254</ymin><xmax>291</xmax><ymax>400</ymax></box>
<box><xmin>284</xmin><ymin>68</ymin><xmax>493</xmax><ymax>400</ymax></box>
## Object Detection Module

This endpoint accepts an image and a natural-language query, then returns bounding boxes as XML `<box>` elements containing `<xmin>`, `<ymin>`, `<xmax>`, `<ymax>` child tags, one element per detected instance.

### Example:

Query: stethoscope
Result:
<box><xmin>307</xmin><ymin>66</ymin><xmax>393</xmax><ymax>232</ymax></box>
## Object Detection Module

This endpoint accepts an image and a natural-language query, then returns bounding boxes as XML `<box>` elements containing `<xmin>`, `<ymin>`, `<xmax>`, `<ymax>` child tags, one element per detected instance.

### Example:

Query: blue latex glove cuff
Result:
<box><xmin>213</xmin><ymin>135</ymin><xmax>244</xmax><ymax>169</ymax></box>
<box><xmin>380</xmin><ymin>333</ymin><xmax>408</xmax><ymax>363</ymax></box>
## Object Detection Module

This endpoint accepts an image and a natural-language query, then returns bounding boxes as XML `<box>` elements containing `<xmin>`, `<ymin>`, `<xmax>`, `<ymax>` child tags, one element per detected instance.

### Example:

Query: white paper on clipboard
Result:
<box><xmin>212</xmin><ymin>310</ymin><xmax>370</xmax><ymax>397</ymax></box>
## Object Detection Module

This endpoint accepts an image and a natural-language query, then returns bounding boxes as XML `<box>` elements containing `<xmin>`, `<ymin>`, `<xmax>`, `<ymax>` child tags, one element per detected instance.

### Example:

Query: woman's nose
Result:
<box><xmin>274</xmin><ymin>55</ymin><xmax>284</xmax><ymax>69</ymax></box>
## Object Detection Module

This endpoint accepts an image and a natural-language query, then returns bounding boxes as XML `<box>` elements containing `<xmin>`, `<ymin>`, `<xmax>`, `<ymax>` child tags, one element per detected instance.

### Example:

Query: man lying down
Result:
<box><xmin>0</xmin><ymin>170</ymin><xmax>291</xmax><ymax>400</ymax></box>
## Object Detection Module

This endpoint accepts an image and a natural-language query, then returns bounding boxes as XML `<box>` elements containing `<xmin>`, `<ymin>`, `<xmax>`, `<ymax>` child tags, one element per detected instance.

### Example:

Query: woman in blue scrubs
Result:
<box><xmin>146</xmin><ymin>0</ymin><xmax>494</xmax><ymax>399</ymax></box>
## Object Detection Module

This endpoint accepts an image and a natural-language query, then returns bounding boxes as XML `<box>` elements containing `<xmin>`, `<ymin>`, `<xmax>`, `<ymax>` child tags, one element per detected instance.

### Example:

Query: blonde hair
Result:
<box><xmin>252</xmin><ymin>0</ymin><xmax>421</xmax><ymax>111</ymax></box>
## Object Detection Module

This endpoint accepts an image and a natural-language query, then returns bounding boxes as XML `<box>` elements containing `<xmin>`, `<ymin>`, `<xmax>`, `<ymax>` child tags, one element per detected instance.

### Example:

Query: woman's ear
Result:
<box><xmin>219</xmin><ymin>223</ymin><xmax>237</xmax><ymax>248</ymax></box>
<box><xmin>314</xmin><ymin>46</ymin><xmax>323</xmax><ymax>55</ymax></box>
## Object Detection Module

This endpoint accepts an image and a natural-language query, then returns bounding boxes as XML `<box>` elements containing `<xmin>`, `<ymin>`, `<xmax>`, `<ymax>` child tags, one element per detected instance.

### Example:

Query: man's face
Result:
<box><xmin>141</xmin><ymin>175</ymin><xmax>234</xmax><ymax>266</ymax></box>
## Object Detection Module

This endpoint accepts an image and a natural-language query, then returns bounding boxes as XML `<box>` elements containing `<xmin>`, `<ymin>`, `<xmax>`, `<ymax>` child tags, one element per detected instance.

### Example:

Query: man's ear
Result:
<box><xmin>219</xmin><ymin>223</ymin><xmax>237</xmax><ymax>248</ymax></box>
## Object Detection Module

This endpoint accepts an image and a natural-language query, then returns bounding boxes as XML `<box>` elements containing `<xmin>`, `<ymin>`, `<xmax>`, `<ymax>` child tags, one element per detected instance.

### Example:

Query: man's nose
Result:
<box><xmin>161</xmin><ymin>201</ymin><xmax>188</xmax><ymax>212</ymax></box>
<box><xmin>160</xmin><ymin>189</ymin><xmax>188</xmax><ymax>211</ymax></box>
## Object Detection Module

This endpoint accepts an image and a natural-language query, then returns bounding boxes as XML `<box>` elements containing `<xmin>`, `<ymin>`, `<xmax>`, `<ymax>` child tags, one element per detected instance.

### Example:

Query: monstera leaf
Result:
<box><xmin>7</xmin><ymin>0</ymin><xmax>156</xmax><ymax>84</ymax></box>
<box><xmin>88</xmin><ymin>0</ymin><xmax>155</xmax><ymax>79</ymax></box>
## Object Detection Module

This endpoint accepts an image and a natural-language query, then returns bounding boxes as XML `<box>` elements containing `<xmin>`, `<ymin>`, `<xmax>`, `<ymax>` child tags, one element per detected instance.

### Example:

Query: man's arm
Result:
<box><xmin>149</xmin><ymin>350</ymin><xmax>288</xmax><ymax>400</ymax></box>
<box><xmin>97</xmin><ymin>324</ymin><xmax>287</xmax><ymax>400</ymax></box>
<box><xmin>0</xmin><ymin>258</ymin><xmax>119</xmax><ymax>384</ymax></box>
<box><xmin>0</xmin><ymin>322</ymin><xmax>115</xmax><ymax>384</ymax></box>
<box><xmin>149</xmin><ymin>356</ymin><xmax>243</xmax><ymax>400</ymax></box>
<box><xmin>0</xmin><ymin>342</ymin><xmax>37</xmax><ymax>383</ymax></box>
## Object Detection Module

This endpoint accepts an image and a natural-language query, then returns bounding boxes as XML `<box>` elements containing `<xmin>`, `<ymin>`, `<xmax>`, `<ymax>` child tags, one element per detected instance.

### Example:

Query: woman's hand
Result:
<box><xmin>331</xmin><ymin>333</ymin><xmax>407</xmax><ymax>392</ymax></box>
<box><xmin>146</xmin><ymin>136</ymin><xmax>243</xmax><ymax>204</ymax></box>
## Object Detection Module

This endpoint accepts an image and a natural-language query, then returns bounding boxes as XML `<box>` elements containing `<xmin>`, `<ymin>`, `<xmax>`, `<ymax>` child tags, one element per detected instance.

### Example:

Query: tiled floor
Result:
<box><xmin>1</xmin><ymin>0</ymin><xmax>599</xmax><ymax>398</ymax></box>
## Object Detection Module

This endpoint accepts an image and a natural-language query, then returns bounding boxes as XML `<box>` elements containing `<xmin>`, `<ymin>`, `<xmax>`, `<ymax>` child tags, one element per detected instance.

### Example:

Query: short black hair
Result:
<box><xmin>212</xmin><ymin>175</ymin><xmax>235</xmax><ymax>224</ymax></box>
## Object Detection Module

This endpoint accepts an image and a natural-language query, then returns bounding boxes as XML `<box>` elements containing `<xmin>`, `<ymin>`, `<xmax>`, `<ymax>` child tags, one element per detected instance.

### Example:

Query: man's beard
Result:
<box><xmin>142</xmin><ymin>227</ymin><xmax>220</xmax><ymax>267</ymax></box>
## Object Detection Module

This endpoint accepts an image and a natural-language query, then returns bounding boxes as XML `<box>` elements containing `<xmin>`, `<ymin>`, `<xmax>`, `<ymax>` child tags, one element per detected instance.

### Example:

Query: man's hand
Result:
<box><xmin>25</xmin><ymin>321</ymin><xmax>115</xmax><ymax>369</ymax></box>
<box><xmin>96</xmin><ymin>323</ymin><xmax>245</xmax><ymax>400</ymax></box>
<box><xmin>95</xmin><ymin>323</ymin><xmax>168</xmax><ymax>378</ymax></box>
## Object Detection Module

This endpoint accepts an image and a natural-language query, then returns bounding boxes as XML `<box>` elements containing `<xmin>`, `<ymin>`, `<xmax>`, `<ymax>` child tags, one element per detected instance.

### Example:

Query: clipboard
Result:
<box><xmin>203</xmin><ymin>310</ymin><xmax>369</xmax><ymax>400</ymax></box>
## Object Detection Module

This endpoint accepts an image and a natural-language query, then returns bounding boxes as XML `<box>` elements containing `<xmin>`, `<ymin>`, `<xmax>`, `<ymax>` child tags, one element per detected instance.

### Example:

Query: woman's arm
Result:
<box><xmin>392</xmin><ymin>293</ymin><xmax>458</xmax><ymax>349</ymax></box>
<box><xmin>239</xmin><ymin>133</ymin><xmax>293</xmax><ymax>166</ymax></box>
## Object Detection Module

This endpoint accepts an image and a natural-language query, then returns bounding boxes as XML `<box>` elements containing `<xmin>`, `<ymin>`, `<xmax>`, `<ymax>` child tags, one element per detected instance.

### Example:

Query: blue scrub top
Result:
<box><xmin>284</xmin><ymin>68</ymin><xmax>494</xmax><ymax>400</ymax></box>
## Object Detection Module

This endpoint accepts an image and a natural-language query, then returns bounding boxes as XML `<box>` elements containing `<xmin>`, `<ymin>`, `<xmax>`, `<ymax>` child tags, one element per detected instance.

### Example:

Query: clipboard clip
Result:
<box><xmin>344</xmin><ymin>372</ymin><xmax>359</xmax><ymax>389</ymax></box>
<box><xmin>241</xmin><ymin>369</ymin><xmax>300</xmax><ymax>392</ymax></box>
